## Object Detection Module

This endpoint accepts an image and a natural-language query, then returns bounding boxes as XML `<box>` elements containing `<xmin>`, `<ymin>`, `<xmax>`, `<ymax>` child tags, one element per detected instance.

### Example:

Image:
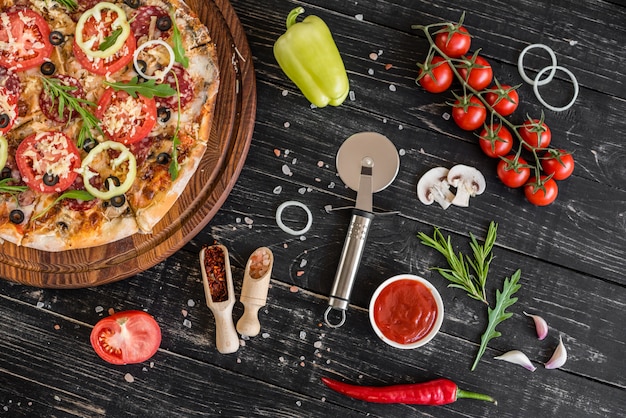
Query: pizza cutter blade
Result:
<box><xmin>324</xmin><ymin>132</ymin><xmax>399</xmax><ymax>328</ymax></box>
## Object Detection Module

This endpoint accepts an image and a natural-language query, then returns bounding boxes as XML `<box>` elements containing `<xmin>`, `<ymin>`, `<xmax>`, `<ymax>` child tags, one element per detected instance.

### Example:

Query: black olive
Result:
<box><xmin>9</xmin><ymin>209</ymin><xmax>24</xmax><ymax>224</ymax></box>
<box><xmin>40</xmin><ymin>61</ymin><xmax>56</xmax><ymax>76</ymax></box>
<box><xmin>83</xmin><ymin>137</ymin><xmax>97</xmax><ymax>153</ymax></box>
<box><xmin>156</xmin><ymin>16</ymin><xmax>172</xmax><ymax>31</ymax></box>
<box><xmin>134</xmin><ymin>59</ymin><xmax>147</xmax><ymax>75</ymax></box>
<box><xmin>156</xmin><ymin>152</ymin><xmax>170</xmax><ymax>165</ymax></box>
<box><xmin>106</xmin><ymin>176</ymin><xmax>121</xmax><ymax>189</ymax></box>
<box><xmin>124</xmin><ymin>0</ymin><xmax>141</xmax><ymax>8</ymax></box>
<box><xmin>49</xmin><ymin>31</ymin><xmax>65</xmax><ymax>46</ymax></box>
<box><xmin>157</xmin><ymin>106</ymin><xmax>171</xmax><ymax>123</ymax></box>
<box><xmin>0</xmin><ymin>167</ymin><xmax>11</xmax><ymax>179</ymax></box>
<box><xmin>57</xmin><ymin>221</ymin><xmax>68</xmax><ymax>231</ymax></box>
<box><xmin>0</xmin><ymin>114</ymin><xmax>9</xmax><ymax>129</ymax></box>
<box><xmin>43</xmin><ymin>173</ymin><xmax>59</xmax><ymax>186</ymax></box>
<box><xmin>110</xmin><ymin>194</ymin><xmax>126</xmax><ymax>207</ymax></box>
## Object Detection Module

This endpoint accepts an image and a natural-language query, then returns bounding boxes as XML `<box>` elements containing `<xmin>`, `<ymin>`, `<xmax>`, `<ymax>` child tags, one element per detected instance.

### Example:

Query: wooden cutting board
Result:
<box><xmin>0</xmin><ymin>0</ymin><xmax>256</xmax><ymax>288</ymax></box>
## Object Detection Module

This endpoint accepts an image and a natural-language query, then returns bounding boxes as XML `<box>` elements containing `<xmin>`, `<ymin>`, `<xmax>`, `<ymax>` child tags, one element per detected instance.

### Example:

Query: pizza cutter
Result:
<box><xmin>324</xmin><ymin>132</ymin><xmax>400</xmax><ymax>328</ymax></box>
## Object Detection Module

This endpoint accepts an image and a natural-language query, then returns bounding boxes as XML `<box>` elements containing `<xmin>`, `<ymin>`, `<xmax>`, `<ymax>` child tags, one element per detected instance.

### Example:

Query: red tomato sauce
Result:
<box><xmin>373</xmin><ymin>279</ymin><xmax>438</xmax><ymax>345</ymax></box>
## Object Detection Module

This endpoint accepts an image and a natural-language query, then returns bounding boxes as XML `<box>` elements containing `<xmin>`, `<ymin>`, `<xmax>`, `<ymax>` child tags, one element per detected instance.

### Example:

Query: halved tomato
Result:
<box><xmin>90</xmin><ymin>310</ymin><xmax>162</xmax><ymax>365</ymax></box>
<box><xmin>16</xmin><ymin>132</ymin><xmax>81</xmax><ymax>193</ymax></box>
<box><xmin>96</xmin><ymin>88</ymin><xmax>157</xmax><ymax>144</ymax></box>
<box><xmin>73</xmin><ymin>32</ymin><xmax>136</xmax><ymax>76</ymax></box>
<box><xmin>0</xmin><ymin>9</ymin><xmax>53</xmax><ymax>71</ymax></box>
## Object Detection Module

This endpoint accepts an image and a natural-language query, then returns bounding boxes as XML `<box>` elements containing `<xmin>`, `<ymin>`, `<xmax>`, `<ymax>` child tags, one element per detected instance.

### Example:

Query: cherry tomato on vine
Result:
<box><xmin>90</xmin><ymin>310</ymin><xmax>162</xmax><ymax>365</ymax></box>
<box><xmin>497</xmin><ymin>155</ymin><xmax>531</xmax><ymax>188</ymax></box>
<box><xmin>541</xmin><ymin>150</ymin><xmax>575</xmax><ymax>180</ymax></box>
<box><xmin>458</xmin><ymin>55</ymin><xmax>493</xmax><ymax>90</ymax></box>
<box><xmin>524</xmin><ymin>176</ymin><xmax>558</xmax><ymax>206</ymax></box>
<box><xmin>434</xmin><ymin>25</ymin><xmax>471</xmax><ymax>58</ymax></box>
<box><xmin>519</xmin><ymin>119</ymin><xmax>551</xmax><ymax>150</ymax></box>
<box><xmin>478</xmin><ymin>124</ymin><xmax>513</xmax><ymax>158</ymax></box>
<box><xmin>452</xmin><ymin>95</ymin><xmax>486</xmax><ymax>131</ymax></box>
<box><xmin>484</xmin><ymin>84</ymin><xmax>519</xmax><ymax>116</ymax></box>
<box><xmin>418</xmin><ymin>55</ymin><xmax>453</xmax><ymax>93</ymax></box>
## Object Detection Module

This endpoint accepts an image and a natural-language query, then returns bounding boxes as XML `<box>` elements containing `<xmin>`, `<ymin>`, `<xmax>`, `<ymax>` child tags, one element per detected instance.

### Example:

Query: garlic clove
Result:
<box><xmin>494</xmin><ymin>350</ymin><xmax>537</xmax><ymax>371</ymax></box>
<box><xmin>545</xmin><ymin>335</ymin><xmax>568</xmax><ymax>369</ymax></box>
<box><xmin>524</xmin><ymin>311</ymin><xmax>549</xmax><ymax>340</ymax></box>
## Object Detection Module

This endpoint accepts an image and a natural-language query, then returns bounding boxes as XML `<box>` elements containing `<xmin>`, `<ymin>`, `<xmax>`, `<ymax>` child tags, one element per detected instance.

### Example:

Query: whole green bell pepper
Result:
<box><xmin>273</xmin><ymin>7</ymin><xmax>350</xmax><ymax>108</ymax></box>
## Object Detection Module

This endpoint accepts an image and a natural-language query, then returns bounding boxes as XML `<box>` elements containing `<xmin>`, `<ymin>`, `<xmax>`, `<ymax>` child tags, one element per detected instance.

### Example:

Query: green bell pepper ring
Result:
<box><xmin>273</xmin><ymin>7</ymin><xmax>350</xmax><ymax>108</ymax></box>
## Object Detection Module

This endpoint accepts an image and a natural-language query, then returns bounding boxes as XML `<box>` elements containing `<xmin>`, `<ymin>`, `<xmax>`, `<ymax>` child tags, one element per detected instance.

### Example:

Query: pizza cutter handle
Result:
<box><xmin>325</xmin><ymin>209</ymin><xmax>375</xmax><ymax>328</ymax></box>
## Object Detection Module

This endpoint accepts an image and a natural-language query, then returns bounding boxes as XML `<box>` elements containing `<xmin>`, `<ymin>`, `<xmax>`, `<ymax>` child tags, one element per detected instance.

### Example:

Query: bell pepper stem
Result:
<box><xmin>286</xmin><ymin>7</ymin><xmax>305</xmax><ymax>29</ymax></box>
<box><xmin>456</xmin><ymin>388</ymin><xmax>497</xmax><ymax>405</ymax></box>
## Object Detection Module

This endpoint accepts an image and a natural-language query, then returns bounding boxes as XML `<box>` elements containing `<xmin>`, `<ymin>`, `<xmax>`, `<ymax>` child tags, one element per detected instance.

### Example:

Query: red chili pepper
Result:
<box><xmin>321</xmin><ymin>377</ymin><xmax>496</xmax><ymax>406</ymax></box>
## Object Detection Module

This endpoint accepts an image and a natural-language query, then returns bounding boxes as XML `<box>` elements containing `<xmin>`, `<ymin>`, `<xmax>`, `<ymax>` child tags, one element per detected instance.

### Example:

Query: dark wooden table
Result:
<box><xmin>1</xmin><ymin>0</ymin><xmax>625</xmax><ymax>416</ymax></box>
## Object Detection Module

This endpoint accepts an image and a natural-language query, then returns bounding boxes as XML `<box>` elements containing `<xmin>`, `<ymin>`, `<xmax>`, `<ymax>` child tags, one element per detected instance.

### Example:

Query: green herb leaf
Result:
<box><xmin>418</xmin><ymin>222</ymin><xmax>498</xmax><ymax>304</ymax></box>
<box><xmin>170</xmin><ymin>10</ymin><xmax>189</xmax><ymax>68</ymax></box>
<box><xmin>99</xmin><ymin>27</ymin><xmax>123</xmax><ymax>51</ymax></box>
<box><xmin>40</xmin><ymin>77</ymin><xmax>102</xmax><ymax>148</ymax></box>
<box><xmin>104</xmin><ymin>77</ymin><xmax>177</xmax><ymax>99</ymax></box>
<box><xmin>31</xmin><ymin>190</ymin><xmax>95</xmax><ymax>221</ymax></box>
<box><xmin>471</xmin><ymin>270</ymin><xmax>522</xmax><ymax>371</ymax></box>
<box><xmin>169</xmin><ymin>134</ymin><xmax>180</xmax><ymax>180</ymax></box>
<box><xmin>55</xmin><ymin>0</ymin><xmax>78</xmax><ymax>11</ymax></box>
<box><xmin>0</xmin><ymin>178</ymin><xmax>28</xmax><ymax>195</ymax></box>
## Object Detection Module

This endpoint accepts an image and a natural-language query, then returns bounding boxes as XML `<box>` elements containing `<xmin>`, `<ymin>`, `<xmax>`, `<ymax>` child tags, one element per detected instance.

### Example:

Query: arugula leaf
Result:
<box><xmin>104</xmin><ymin>77</ymin><xmax>177</xmax><ymax>99</ymax></box>
<box><xmin>0</xmin><ymin>178</ymin><xmax>27</xmax><ymax>195</ymax></box>
<box><xmin>99</xmin><ymin>28</ymin><xmax>123</xmax><ymax>51</ymax></box>
<box><xmin>31</xmin><ymin>190</ymin><xmax>95</xmax><ymax>221</ymax></box>
<box><xmin>169</xmin><ymin>134</ymin><xmax>180</xmax><ymax>180</ymax></box>
<box><xmin>471</xmin><ymin>269</ymin><xmax>522</xmax><ymax>371</ymax></box>
<box><xmin>40</xmin><ymin>77</ymin><xmax>102</xmax><ymax>147</ymax></box>
<box><xmin>55</xmin><ymin>0</ymin><xmax>78</xmax><ymax>11</ymax></box>
<box><xmin>170</xmin><ymin>10</ymin><xmax>189</xmax><ymax>68</ymax></box>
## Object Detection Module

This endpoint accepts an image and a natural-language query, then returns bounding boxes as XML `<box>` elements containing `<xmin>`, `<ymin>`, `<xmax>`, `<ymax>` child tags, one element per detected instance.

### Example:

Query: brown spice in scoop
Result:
<box><xmin>204</xmin><ymin>246</ymin><xmax>228</xmax><ymax>302</ymax></box>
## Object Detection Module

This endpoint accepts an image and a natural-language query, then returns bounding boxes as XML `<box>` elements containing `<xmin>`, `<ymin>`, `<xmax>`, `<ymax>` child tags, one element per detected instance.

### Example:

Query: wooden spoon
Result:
<box><xmin>236</xmin><ymin>247</ymin><xmax>273</xmax><ymax>337</ymax></box>
<box><xmin>200</xmin><ymin>244</ymin><xmax>239</xmax><ymax>354</ymax></box>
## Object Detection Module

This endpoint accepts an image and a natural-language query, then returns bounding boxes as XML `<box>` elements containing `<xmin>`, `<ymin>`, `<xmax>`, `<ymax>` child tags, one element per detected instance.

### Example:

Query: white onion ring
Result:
<box><xmin>518</xmin><ymin>43</ymin><xmax>557</xmax><ymax>86</ymax></box>
<box><xmin>133</xmin><ymin>39</ymin><xmax>175</xmax><ymax>81</ymax></box>
<box><xmin>533</xmin><ymin>65</ymin><xmax>579</xmax><ymax>112</ymax></box>
<box><xmin>275</xmin><ymin>201</ymin><xmax>313</xmax><ymax>236</ymax></box>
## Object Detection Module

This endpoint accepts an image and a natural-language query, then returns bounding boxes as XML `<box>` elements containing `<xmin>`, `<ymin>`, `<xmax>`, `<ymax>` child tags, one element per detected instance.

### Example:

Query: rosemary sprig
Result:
<box><xmin>54</xmin><ymin>0</ymin><xmax>78</xmax><ymax>11</ymax></box>
<box><xmin>471</xmin><ymin>270</ymin><xmax>521</xmax><ymax>371</ymax></box>
<box><xmin>104</xmin><ymin>77</ymin><xmax>177</xmax><ymax>99</ymax></box>
<box><xmin>40</xmin><ymin>77</ymin><xmax>102</xmax><ymax>148</ymax></box>
<box><xmin>418</xmin><ymin>221</ymin><xmax>498</xmax><ymax>304</ymax></box>
<box><xmin>31</xmin><ymin>190</ymin><xmax>95</xmax><ymax>221</ymax></box>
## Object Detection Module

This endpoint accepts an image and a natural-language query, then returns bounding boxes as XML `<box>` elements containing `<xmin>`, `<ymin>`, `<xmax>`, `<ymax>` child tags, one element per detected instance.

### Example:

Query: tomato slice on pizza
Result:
<box><xmin>0</xmin><ymin>9</ymin><xmax>53</xmax><ymax>71</ymax></box>
<box><xmin>15</xmin><ymin>132</ymin><xmax>81</xmax><ymax>194</ymax></box>
<box><xmin>96</xmin><ymin>88</ymin><xmax>157</xmax><ymax>145</ymax></box>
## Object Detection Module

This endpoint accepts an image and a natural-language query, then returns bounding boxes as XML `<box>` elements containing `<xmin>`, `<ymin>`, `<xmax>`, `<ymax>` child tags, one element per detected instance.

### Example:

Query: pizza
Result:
<box><xmin>0</xmin><ymin>0</ymin><xmax>219</xmax><ymax>251</ymax></box>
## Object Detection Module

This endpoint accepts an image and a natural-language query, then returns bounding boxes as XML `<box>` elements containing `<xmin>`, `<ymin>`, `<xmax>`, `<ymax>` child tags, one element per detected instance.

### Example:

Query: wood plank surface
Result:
<box><xmin>1</xmin><ymin>0</ymin><xmax>625</xmax><ymax>417</ymax></box>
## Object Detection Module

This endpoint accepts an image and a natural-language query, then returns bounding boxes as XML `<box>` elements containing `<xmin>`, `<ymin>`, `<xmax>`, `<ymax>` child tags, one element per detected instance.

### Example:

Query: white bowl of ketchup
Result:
<box><xmin>369</xmin><ymin>274</ymin><xmax>444</xmax><ymax>349</ymax></box>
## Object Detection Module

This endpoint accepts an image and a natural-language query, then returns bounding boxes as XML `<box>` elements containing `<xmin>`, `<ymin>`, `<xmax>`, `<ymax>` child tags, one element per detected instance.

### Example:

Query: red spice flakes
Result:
<box><xmin>385</xmin><ymin>63</ymin><xmax>393</xmax><ymax>70</ymax></box>
<box><xmin>273</xmin><ymin>148</ymin><xmax>281</xmax><ymax>157</ymax></box>
<box><xmin>203</xmin><ymin>246</ymin><xmax>228</xmax><ymax>302</ymax></box>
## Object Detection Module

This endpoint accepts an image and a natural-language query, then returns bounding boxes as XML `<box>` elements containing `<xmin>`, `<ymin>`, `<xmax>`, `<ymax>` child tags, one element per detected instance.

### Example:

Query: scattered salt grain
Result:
<box><xmin>321</xmin><ymin>397</ymin><xmax>326</xmax><ymax>402</ymax></box>
<box><xmin>183</xmin><ymin>319</ymin><xmax>192</xmax><ymax>328</ymax></box>
<box><xmin>284</xmin><ymin>149</ymin><xmax>290</xmax><ymax>155</ymax></box>
<box><xmin>378</xmin><ymin>49</ymin><xmax>384</xmax><ymax>56</ymax></box>
<box><xmin>95</xmin><ymin>306</ymin><xmax>104</xmax><ymax>313</ymax></box>
<box><xmin>369</xmin><ymin>52</ymin><xmax>378</xmax><ymax>61</ymax></box>
<box><xmin>367</xmin><ymin>68</ymin><xmax>374</xmax><ymax>75</ymax></box>
<box><xmin>298</xmin><ymin>187</ymin><xmax>306</xmax><ymax>194</ymax></box>
<box><xmin>273</xmin><ymin>186</ymin><xmax>282</xmax><ymax>194</ymax></box>
<box><xmin>150</xmin><ymin>362</ymin><xmax>154</xmax><ymax>368</ymax></box>
<box><xmin>36</xmin><ymin>302</ymin><xmax>45</xmax><ymax>309</ymax></box>
<box><xmin>299</xmin><ymin>236</ymin><xmax>306</xmax><ymax>241</ymax></box>
<box><xmin>283</xmin><ymin>243</ymin><xmax>289</xmax><ymax>248</ymax></box>
<box><xmin>187</xmin><ymin>299</ymin><xmax>195</xmax><ymax>307</ymax></box>
<box><xmin>236</xmin><ymin>217</ymin><xmax>242</xmax><ymax>223</ymax></box>
<box><xmin>315</xmin><ymin>177</ymin><xmax>321</xmax><ymax>182</ymax></box>
<box><xmin>389</xmin><ymin>84</ymin><xmax>396</xmax><ymax>92</ymax></box>
<box><xmin>326</xmin><ymin>359</ymin><xmax>331</xmax><ymax>364</ymax></box>
<box><xmin>279</xmin><ymin>356</ymin><xmax>285</xmax><ymax>363</ymax></box>
<box><xmin>281</xmin><ymin>90</ymin><xmax>288</xmax><ymax>96</ymax></box>
<box><xmin>262</xmin><ymin>332</ymin><xmax>270</xmax><ymax>338</ymax></box>
<box><xmin>142</xmin><ymin>367</ymin><xmax>148</xmax><ymax>371</ymax></box>
<box><xmin>328</xmin><ymin>181</ymin><xmax>335</xmax><ymax>189</ymax></box>
<box><xmin>284</xmin><ymin>122</ymin><xmax>290</xmax><ymax>128</ymax></box>
<box><xmin>54</xmin><ymin>395</ymin><xmax>61</xmax><ymax>402</ymax></box>
<box><xmin>124</xmin><ymin>373</ymin><xmax>135</xmax><ymax>383</ymax></box>
<box><xmin>569</xmin><ymin>40</ymin><xmax>578</xmax><ymax>46</ymax></box>
<box><xmin>310</xmin><ymin>103</ymin><xmax>317</xmax><ymax>109</ymax></box>
<box><xmin>273</xmin><ymin>149</ymin><xmax>281</xmax><ymax>157</ymax></box>
<box><xmin>442</xmin><ymin>112</ymin><xmax>450</xmax><ymax>120</ymax></box>
<box><xmin>300</xmin><ymin>331</ymin><xmax>306</xmax><ymax>340</ymax></box>
<box><xmin>289</xmin><ymin>285</ymin><xmax>299</xmax><ymax>293</ymax></box>
<box><xmin>399</xmin><ymin>149</ymin><xmax>406</xmax><ymax>156</ymax></box>
<box><xmin>299</xmin><ymin>259</ymin><xmax>307</xmax><ymax>268</ymax></box>
<box><xmin>382</xmin><ymin>117</ymin><xmax>387</xmax><ymax>123</ymax></box>
<box><xmin>282</xmin><ymin>164</ymin><xmax>293</xmax><ymax>176</ymax></box>
<box><xmin>291</xmin><ymin>158</ymin><xmax>297</xmax><ymax>164</ymax></box>
<box><xmin>54</xmin><ymin>324</ymin><xmax>60</xmax><ymax>330</ymax></box>
<box><xmin>317</xmin><ymin>161</ymin><xmax>324</xmax><ymax>167</ymax></box>
<box><xmin>314</xmin><ymin>341</ymin><xmax>323</xmax><ymax>349</ymax></box>
<box><xmin>355</xmin><ymin>14</ymin><xmax>363</xmax><ymax>21</ymax></box>
<box><xmin>300</xmin><ymin>362</ymin><xmax>305</xmax><ymax>367</ymax></box>
<box><xmin>296</xmin><ymin>400</ymin><xmax>302</xmax><ymax>407</ymax></box>
<box><xmin>324</xmin><ymin>205</ymin><xmax>332</xmax><ymax>213</ymax></box>
<box><xmin>398</xmin><ymin>124</ymin><xmax>403</xmax><ymax>130</ymax></box>
<box><xmin>244</xmin><ymin>217</ymin><xmax>253</xmax><ymax>225</ymax></box>
<box><xmin>349</xmin><ymin>90</ymin><xmax>356</xmax><ymax>101</ymax></box>
<box><xmin>236</xmin><ymin>358</ymin><xmax>241</xmax><ymax>363</ymax></box>
<box><xmin>296</xmin><ymin>270</ymin><xmax>305</xmax><ymax>276</ymax></box>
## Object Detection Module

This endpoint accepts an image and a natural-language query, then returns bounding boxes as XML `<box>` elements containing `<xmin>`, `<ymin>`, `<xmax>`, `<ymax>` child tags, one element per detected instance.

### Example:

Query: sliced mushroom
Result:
<box><xmin>417</xmin><ymin>167</ymin><xmax>455</xmax><ymax>209</ymax></box>
<box><xmin>447</xmin><ymin>164</ymin><xmax>486</xmax><ymax>207</ymax></box>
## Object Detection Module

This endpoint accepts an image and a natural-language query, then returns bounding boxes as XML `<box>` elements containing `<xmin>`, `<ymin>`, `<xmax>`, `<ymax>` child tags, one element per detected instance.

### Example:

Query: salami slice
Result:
<box><xmin>155</xmin><ymin>64</ymin><xmax>194</xmax><ymax>110</ymax></box>
<box><xmin>131</xmin><ymin>6</ymin><xmax>170</xmax><ymax>40</ymax></box>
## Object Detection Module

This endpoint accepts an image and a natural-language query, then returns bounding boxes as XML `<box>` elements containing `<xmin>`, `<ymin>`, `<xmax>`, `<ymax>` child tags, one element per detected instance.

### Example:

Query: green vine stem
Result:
<box><xmin>412</xmin><ymin>15</ymin><xmax>569</xmax><ymax>193</ymax></box>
